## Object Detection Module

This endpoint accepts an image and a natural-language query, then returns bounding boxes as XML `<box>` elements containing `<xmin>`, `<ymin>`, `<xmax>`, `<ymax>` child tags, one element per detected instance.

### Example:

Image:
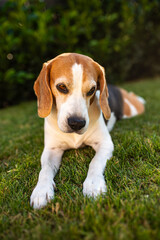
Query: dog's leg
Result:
<box><xmin>30</xmin><ymin>148</ymin><xmax>63</xmax><ymax>209</ymax></box>
<box><xmin>83</xmin><ymin>133</ymin><xmax>114</xmax><ymax>198</ymax></box>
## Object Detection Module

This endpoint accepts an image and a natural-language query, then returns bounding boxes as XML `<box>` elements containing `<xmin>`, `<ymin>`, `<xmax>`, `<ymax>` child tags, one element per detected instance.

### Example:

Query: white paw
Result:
<box><xmin>30</xmin><ymin>181</ymin><xmax>55</xmax><ymax>209</ymax></box>
<box><xmin>83</xmin><ymin>175</ymin><xmax>107</xmax><ymax>198</ymax></box>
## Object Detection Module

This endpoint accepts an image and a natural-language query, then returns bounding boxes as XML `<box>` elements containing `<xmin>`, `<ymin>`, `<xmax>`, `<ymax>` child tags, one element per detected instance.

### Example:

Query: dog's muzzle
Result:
<box><xmin>68</xmin><ymin>116</ymin><xmax>86</xmax><ymax>131</ymax></box>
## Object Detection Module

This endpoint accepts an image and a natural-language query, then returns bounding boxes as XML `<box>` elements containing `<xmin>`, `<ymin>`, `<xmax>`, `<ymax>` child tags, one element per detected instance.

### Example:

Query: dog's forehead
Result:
<box><xmin>50</xmin><ymin>53</ymin><xmax>98</xmax><ymax>81</ymax></box>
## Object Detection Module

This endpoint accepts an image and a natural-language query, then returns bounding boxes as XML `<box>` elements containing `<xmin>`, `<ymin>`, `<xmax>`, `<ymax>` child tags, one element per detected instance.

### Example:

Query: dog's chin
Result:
<box><xmin>75</xmin><ymin>129</ymin><xmax>87</xmax><ymax>135</ymax></box>
<box><xmin>59</xmin><ymin>126</ymin><xmax>87</xmax><ymax>135</ymax></box>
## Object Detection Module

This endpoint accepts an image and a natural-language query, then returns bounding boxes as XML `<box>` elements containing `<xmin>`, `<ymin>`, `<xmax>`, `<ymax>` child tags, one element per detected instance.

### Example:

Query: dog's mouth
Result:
<box><xmin>71</xmin><ymin>128</ymin><xmax>87</xmax><ymax>135</ymax></box>
<box><xmin>59</xmin><ymin>127</ymin><xmax>87</xmax><ymax>135</ymax></box>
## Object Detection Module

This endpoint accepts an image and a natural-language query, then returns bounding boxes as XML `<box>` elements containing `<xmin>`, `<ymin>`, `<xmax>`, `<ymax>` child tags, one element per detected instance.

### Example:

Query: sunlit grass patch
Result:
<box><xmin>0</xmin><ymin>79</ymin><xmax>160</xmax><ymax>240</ymax></box>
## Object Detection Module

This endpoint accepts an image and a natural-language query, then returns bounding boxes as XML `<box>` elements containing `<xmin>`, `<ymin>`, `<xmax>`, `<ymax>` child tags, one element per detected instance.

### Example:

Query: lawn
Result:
<box><xmin>0</xmin><ymin>79</ymin><xmax>160</xmax><ymax>240</ymax></box>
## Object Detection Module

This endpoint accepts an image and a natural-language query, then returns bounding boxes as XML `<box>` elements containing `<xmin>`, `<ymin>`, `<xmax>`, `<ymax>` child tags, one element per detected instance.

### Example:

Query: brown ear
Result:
<box><xmin>34</xmin><ymin>62</ymin><xmax>53</xmax><ymax>118</ymax></box>
<box><xmin>95</xmin><ymin>63</ymin><xmax>111</xmax><ymax>120</ymax></box>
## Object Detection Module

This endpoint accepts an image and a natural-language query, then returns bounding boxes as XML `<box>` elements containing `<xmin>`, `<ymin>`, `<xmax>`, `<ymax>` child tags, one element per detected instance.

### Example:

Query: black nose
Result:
<box><xmin>68</xmin><ymin>117</ymin><xmax>86</xmax><ymax>131</ymax></box>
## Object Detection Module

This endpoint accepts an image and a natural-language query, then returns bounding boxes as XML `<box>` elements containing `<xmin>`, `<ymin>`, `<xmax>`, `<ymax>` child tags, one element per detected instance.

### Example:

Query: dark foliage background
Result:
<box><xmin>0</xmin><ymin>0</ymin><xmax>160</xmax><ymax>107</ymax></box>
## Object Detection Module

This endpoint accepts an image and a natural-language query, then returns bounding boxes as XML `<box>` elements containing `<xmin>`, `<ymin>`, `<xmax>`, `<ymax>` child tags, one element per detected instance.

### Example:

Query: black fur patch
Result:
<box><xmin>107</xmin><ymin>84</ymin><xmax>123</xmax><ymax>120</ymax></box>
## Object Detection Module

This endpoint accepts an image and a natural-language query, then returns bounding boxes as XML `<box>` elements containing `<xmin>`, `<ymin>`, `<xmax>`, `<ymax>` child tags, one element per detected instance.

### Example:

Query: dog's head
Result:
<box><xmin>34</xmin><ymin>53</ymin><xmax>110</xmax><ymax>134</ymax></box>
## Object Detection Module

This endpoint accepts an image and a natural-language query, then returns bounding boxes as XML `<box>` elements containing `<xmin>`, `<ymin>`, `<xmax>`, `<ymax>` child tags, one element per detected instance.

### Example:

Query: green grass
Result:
<box><xmin>0</xmin><ymin>79</ymin><xmax>160</xmax><ymax>240</ymax></box>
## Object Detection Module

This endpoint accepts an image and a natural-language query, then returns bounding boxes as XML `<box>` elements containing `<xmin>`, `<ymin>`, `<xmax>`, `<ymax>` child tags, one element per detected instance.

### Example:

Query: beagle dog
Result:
<box><xmin>30</xmin><ymin>53</ymin><xmax>145</xmax><ymax>209</ymax></box>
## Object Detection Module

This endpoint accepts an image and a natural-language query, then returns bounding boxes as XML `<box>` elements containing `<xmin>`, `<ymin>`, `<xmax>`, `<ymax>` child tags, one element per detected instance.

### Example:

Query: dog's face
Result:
<box><xmin>34</xmin><ymin>53</ymin><xmax>111</xmax><ymax>134</ymax></box>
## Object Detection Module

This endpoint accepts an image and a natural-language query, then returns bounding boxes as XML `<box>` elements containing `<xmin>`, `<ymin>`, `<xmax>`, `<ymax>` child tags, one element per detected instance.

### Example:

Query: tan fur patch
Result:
<box><xmin>120</xmin><ymin>88</ymin><xmax>145</xmax><ymax>117</ymax></box>
<box><xmin>50</xmin><ymin>53</ymin><xmax>99</xmax><ymax>105</ymax></box>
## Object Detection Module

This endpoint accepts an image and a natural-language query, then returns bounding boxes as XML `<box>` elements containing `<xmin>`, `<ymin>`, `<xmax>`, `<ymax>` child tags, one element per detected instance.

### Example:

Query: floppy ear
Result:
<box><xmin>34</xmin><ymin>62</ymin><xmax>53</xmax><ymax>118</ymax></box>
<box><xmin>95</xmin><ymin>63</ymin><xmax>111</xmax><ymax>120</ymax></box>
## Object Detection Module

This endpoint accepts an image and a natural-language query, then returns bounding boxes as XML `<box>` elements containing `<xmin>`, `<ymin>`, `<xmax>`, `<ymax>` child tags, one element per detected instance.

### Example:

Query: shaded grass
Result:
<box><xmin>0</xmin><ymin>79</ymin><xmax>160</xmax><ymax>240</ymax></box>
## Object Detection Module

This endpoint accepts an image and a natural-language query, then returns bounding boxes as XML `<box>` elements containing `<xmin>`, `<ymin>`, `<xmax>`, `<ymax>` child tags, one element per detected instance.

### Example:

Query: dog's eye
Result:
<box><xmin>87</xmin><ymin>86</ymin><xmax>96</xmax><ymax>96</ymax></box>
<box><xmin>56</xmin><ymin>84</ymin><xmax>69</xmax><ymax>94</ymax></box>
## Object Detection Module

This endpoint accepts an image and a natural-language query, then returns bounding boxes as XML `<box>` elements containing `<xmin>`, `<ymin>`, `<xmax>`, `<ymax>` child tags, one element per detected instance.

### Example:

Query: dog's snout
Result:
<box><xmin>68</xmin><ymin>117</ymin><xmax>86</xmax><ymax>131</ymax></box>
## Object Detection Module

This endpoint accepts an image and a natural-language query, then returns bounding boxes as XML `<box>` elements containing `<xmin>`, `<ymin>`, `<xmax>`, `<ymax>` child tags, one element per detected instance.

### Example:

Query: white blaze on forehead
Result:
<box><xmin>72</xmin><ymin>63</ymin><xmax>83</xmax><ymax>94</ymax></box>
<box><xmin>57</xmin><ymin>62</ymin><xmax>90</xmax><ymax>133</ymax></box>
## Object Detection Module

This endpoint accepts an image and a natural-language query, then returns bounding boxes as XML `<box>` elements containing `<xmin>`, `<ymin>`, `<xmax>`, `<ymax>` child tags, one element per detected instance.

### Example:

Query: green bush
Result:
<box><xmin>0</xmin><ymin>0</ymin><xmax>160</xmax><ymax>107</ymax></box>
<box><xmin>0</xmin><ymin>0</ymin><xmax>54</xmax><ymax>107</ymax></box>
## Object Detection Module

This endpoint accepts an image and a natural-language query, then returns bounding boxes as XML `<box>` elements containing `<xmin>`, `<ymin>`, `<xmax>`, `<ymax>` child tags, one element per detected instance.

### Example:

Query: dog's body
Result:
<box><xmin>30</xmin><ymin>53</ymin><xmax>145</xmax><ymax>209</ymax></box>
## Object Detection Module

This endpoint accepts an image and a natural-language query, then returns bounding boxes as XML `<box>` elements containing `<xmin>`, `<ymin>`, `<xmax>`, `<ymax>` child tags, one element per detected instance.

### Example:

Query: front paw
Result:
<box><xmin>30</xmin><ymin>181</ymin><xmax>55</xmax><ymax>209</ymax></box>
<box><xmin>83</xmin><ymin>175</ymin><xmax>107</xmax><ymax>198</ymax></box>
